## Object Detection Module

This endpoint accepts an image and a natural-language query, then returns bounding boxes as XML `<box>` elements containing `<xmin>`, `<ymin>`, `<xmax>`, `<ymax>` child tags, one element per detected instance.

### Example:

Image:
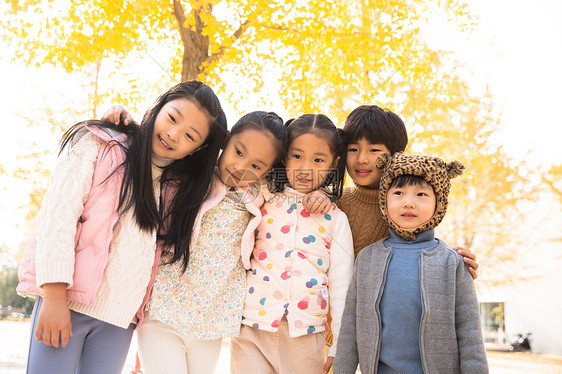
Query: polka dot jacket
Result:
<box><xmin>242</xmin><ymin>187</ymin><xmax>354</xmax><ymax>357</ymax></box>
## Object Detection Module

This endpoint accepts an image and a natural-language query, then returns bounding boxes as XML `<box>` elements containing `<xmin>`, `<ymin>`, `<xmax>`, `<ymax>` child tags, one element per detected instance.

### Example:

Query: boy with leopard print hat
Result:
<box><xmin>334</xmin><ymin>153</ymin><xmax>488</xmax><ymax>374</ymax></box>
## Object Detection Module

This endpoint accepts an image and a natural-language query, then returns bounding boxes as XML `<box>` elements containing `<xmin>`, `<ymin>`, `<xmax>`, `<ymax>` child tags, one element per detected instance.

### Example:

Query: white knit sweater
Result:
<box><xmin>35</xmin><ymin>132</ymin><xmax>171</xmax><ymax>328</ymax></box>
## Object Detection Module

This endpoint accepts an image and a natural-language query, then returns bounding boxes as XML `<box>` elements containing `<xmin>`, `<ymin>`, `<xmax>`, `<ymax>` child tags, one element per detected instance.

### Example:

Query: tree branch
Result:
<box><xmin>206</xmin><ymin>18</ymin><xmax>251</xmax><ymax>68</ymax></box>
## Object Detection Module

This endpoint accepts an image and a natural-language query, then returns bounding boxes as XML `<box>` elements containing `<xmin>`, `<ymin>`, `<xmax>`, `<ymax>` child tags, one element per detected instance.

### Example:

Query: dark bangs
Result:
<box><xmin>389</xmin><ymin>174</ymin><xmax>428</xmax><ymax>189</ymax></box>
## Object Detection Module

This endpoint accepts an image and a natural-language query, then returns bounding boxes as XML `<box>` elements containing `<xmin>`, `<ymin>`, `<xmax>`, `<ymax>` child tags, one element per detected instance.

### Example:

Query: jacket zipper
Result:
<box><xmin>374</xmin><ymin>247</ymin><xmax>393</xmax><ymax>374</ymax></box>
<box><xmin>419</xmin><ymin>253</ymin><xmax>429</xmax><ymax>373</ymax></box>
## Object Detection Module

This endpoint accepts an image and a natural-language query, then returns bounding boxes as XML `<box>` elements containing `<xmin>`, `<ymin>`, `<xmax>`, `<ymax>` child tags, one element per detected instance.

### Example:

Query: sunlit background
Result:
<box><xmin>1</xmin><ymin>0</ymin><xmax>561</xmax><ymax>359</ymax></box>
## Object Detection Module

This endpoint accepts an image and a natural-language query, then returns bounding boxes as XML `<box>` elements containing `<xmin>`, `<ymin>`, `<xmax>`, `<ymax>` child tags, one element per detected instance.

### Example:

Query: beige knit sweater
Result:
<box><xmin>35</xmin><ymin>132</ymin><xmax>171</xmax><ymax>328</ymax></box>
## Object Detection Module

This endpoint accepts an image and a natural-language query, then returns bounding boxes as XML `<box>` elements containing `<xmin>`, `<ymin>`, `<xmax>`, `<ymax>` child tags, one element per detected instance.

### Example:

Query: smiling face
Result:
<box><xmin>285</xmin><ymin>133</ymin><xmax>338</xmax><ymax>194</ymax></box>
<box><xmin>152</xmin><ymin>98</ymin><xmax>211</xmax><ymax>160</ymax></box>
<box><xmin>346</xmin><ymin>137</ymin><xmax>391</xmax><ymax>189</ymax></box>
<box><xmin>386</xmin><ymin>180</ymin><xmax>436</xmax><ymax>231</ymax></box>
<box><xmin>218</xmin><ymin>129</ymin><xmax>278</xmax><ymax>188</ymax></box>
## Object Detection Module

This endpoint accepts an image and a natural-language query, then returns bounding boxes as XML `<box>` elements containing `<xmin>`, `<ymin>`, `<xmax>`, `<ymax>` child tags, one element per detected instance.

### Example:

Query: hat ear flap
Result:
<box><xmin>376</xmin><ymin>153</ymin><xmax>391</xmax><ymax>170</ymax></box>
<box><xmin>446</xmin><ymin>160</ymin><xmax>465</xmax><ymax>179</ymax></box>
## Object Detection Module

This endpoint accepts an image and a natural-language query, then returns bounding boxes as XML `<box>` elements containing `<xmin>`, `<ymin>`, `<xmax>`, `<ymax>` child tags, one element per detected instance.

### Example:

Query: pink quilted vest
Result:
<box><xmin>17</xmin><ymin>126</ymin><xmax>130</xmax><ymax>306</ymax></box>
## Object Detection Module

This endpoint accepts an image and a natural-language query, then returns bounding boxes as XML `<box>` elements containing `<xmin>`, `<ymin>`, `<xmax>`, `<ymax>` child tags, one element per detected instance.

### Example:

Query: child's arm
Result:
<box><xmin>331</xmin><ymin>257</ymin><xmax>360</xmax><ymax>374</ymax></box>
<box><xmin>34</xmin><ymin>133</ymin><xmax>99</xmax><ymax>345</ymax></box>
<box><xmin>35</xmin><ymin>283</ymin><xmax>72</xmax><ymax>348</ymax></box>
<box><xmin>100</xmin><ymin>105</ymin><xmax>135</xmax><ymax>125</ymax></box>
<box><xmin>455</xmin><ymin>257</ymin><xmax>489</xmax><ymax>372</ymax></box>
<box><xmin>325</xmin><ymin>212</ymin><xmax>355</xmax><ymax>368</ymax></box>
<box><xmin>455</xmin><ymin>246</ymin><xmax>479</xmax><ymax>279</ymax></box>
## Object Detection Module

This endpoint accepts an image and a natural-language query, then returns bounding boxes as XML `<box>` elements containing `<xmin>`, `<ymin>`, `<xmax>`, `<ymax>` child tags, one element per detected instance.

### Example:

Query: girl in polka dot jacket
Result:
<box><xmin>231</xmin><ymin>114</ymin><xmax>355</xmax><ymax>374</ymax></box>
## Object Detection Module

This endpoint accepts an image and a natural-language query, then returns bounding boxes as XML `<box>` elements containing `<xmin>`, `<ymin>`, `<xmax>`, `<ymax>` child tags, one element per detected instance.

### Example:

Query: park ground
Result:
<box><xmin>1</xmin><ymin>319</ymin><xmax>561</xmax><ymax>374</ymax></box>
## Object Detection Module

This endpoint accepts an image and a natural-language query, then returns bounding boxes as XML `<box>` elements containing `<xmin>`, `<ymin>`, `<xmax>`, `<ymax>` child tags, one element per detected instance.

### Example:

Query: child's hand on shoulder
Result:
<box><xmin>303</xmin><ymin>188</ymin><xmax>334</xmax><ymax>215</ymax></box>
<box><xmin>455</xmin><ymin>246</ymin><xmax>479</xmax><ymax>280</ymax></box>
<box><xmin>101</xmin><ymin>105</ymin><xmax>134</xmax><ymax>125</ymax></box>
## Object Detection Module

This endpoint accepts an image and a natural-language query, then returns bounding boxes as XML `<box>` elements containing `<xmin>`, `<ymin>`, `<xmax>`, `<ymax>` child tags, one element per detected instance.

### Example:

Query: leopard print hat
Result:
<box><xmin>377</xmin><ymin>153</ymin><xmax>465</xmax><ymax>240</ymax></box>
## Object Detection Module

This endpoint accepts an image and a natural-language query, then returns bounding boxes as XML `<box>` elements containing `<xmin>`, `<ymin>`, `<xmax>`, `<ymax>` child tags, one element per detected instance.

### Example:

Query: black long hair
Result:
<box><xmin>60</xmin><ymin>81</ymin><xmax>227</xmax><ymax>272</ymax></box>
<box><xmin>154</xmin><ymin>82</ymin><xmax>227</xmax><ymax>271</ymax></box>
<box><xmin>269</xmin><ymin>114</ymin><xmax>347</xmax><ymax>199</ymax></box>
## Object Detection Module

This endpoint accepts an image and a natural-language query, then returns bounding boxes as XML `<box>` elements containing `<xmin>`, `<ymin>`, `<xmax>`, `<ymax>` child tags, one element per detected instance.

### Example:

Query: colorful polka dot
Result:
<box><xmin>252</xmin><ymin>323</ymin><xmax>259</xmax><ymax>328</ymax></box>
<box><xmin>303</xmin><ymin>235</ymin><xmax>316</xmax><ymax>244</ymax></box>
<box><xmin>271</xmin><ymin>319</ymin><xmax>281</xmax><ymax>328</ymax></box>
<box><xmin>275</xmin><ymin>243</ymin><xmax>284</xmax><ymax>250</ymax></box>
<box><xmin>285</xmin><ymin>250</ymin><xmax>293</xmax><ymax>257</ymax></box>
<box><xmin>307</xmin><ymin>326</ymin><xmax>316</xmax><ymax>334</ymax></box>
<box><xmin>249</xmin><ymin>287</ymin><xmax>254</xmax><ymax>294</ymax></box>
<box><xmin>258</xmin><ymin>310</ymin><xmax>266</xmax><ymax>316</ymax></box>
<box><xmin>263</xmin><ymin>276</ymin><xmax>270</xmax><ymax>281</ymax></box>
<box><xmin>261</xmin><ymin>209</ymin><xmax>268</xmax><ymax>216</ymax></box>
<box><xmin>300</xmin><ymin>209</ymin><xmax>310</xmax><ymax>217</ymax></box>
<box><xmin>298</xmin><ymin>252</ymin><xmax>306</xmax><ymax>259</ymax></box>
<box><xmin>298</xmin><ymin>297</ymin><xmax>309</xmax><ymax>310</ymax></box>
<box><xmin>273</xmin><ymin>291</ymin><xmax>283</xmax><ymax>299</ymax></box>
<box><xmin>258</xmin><ymin>252</ymin><xmax>267</xmax><ymax>261</ymax></box>
<box><xmin>295</xmin><ymin>320</ymin><xmax>304</xmax><ymax>328</ymax></box>
<box><xmin>267</xmin><ymin>218</ymin><xmax>274</xmax><ymax>224</ymax></box>
<box><xmin>281</xmin><ymin>225</ymin><xmax>290</xmax><ymax>234</ymax></box>
<box><xmin>324</xmin><ymin>213</ymin><xmax>332</xmax><ymax>221</ymax></box>
<box><xmin>281</xmin><ymin>271</ymin><xmax>291</xmax><ymax>280</ymax></box>
<box><xmin>318</xmin><ymin>226</ymin><xmax>325</xmax><ymax>233</ymax></box>
<box><xmin>265</xmin><ymin>233</ymin><xmax>271</xmax><ymax>239</ymax></box>
<box><xmin>317</xmin><ymin>258</ymin><xmax>323</xmax><ymax>266</ymax></box>
<box><xmin>259</xmin><ymin>297</ymin><xmax>266</xmax><ymax>305</ymax></box>
<box><xmin>266</xmin><ymin>263</ymin><xmax>273</xmax><ymax>270</ymax></box>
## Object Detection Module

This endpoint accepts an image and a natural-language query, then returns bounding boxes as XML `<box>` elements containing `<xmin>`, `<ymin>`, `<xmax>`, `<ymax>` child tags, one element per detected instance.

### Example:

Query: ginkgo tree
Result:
<box><xmin>1</xmin><ymin>0</ymin><xmax>548</xmax><ymax>286</ymax></box>
<box><xmin>3</xmin><ymin>0</ymin><xmax>475</xmax><ymax>120</ymax></box>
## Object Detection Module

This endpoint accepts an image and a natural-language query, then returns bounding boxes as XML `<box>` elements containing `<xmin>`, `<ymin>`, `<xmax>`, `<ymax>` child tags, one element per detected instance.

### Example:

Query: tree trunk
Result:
<box><xmin>173</xmin><ymin>0</ymin><xmax>210</xmax><ymax>82</ymax></box>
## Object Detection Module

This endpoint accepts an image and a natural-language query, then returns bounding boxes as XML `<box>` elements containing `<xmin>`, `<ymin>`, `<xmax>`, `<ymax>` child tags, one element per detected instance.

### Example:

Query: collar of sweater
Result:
<box><xmin>151</xmin><ymin>154</ymin><xmax>175</xmax><ymax>168</ymax></box>
<box><xmin>347</xmin><ymin>182</ymin><xmax>379</xmax><ymax>204</ymax></box>
<box><xmin>385</xmin><ymin>228</ymin><xmax>437</xmax><ymax>250</ymax></box>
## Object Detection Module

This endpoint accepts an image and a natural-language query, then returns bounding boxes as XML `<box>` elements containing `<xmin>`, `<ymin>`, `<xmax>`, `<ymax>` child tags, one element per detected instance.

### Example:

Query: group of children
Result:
<box><xmin>17</xmin><ymin>80</ymin><xmax>488</xmax><ymax>373</ymax></box>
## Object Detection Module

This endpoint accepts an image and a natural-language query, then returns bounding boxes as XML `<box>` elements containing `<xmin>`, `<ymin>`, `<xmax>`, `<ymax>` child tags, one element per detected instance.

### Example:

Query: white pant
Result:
<box><xmin>137</xmin><ymin>318</ymin><xmax>222</xmax><ymax>374</ymax></box>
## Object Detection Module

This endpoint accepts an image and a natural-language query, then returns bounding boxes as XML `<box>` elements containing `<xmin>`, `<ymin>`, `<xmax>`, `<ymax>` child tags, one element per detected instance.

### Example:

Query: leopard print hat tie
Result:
<box><xmin>377</xmin><ymin>153</ymin><xmax>465</xmax><ymax>240</ymax></box>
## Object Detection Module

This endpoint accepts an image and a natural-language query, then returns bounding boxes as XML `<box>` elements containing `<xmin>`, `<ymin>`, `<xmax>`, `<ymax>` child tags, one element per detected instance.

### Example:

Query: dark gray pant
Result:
<box><xmin>26</xmin><ymin>297</ymin><xmax>135</xmax><ymax>374</ymax></box>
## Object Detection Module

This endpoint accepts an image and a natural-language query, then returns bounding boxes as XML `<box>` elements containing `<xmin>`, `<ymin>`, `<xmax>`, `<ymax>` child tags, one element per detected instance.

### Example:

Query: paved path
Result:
<box><xmin>1</xmin><ymin>320</ymin><xmax>561</xmax><ymax>373</ymax></box>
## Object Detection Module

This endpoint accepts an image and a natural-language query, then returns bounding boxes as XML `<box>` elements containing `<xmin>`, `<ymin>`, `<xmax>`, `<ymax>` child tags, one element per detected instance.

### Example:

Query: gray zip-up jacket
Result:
<box><xmin>333</xmin><ymin>237</ymin><xmax>488</xmax><ymax>374</ymax></box>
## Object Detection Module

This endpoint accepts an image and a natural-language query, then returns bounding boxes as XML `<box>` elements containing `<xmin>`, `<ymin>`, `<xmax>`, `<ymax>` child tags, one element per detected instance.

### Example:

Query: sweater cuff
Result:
<box><xmin>35</xmin><ymin>257</ymin><xmax>75</xmax><ymax>289</ymax></box>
